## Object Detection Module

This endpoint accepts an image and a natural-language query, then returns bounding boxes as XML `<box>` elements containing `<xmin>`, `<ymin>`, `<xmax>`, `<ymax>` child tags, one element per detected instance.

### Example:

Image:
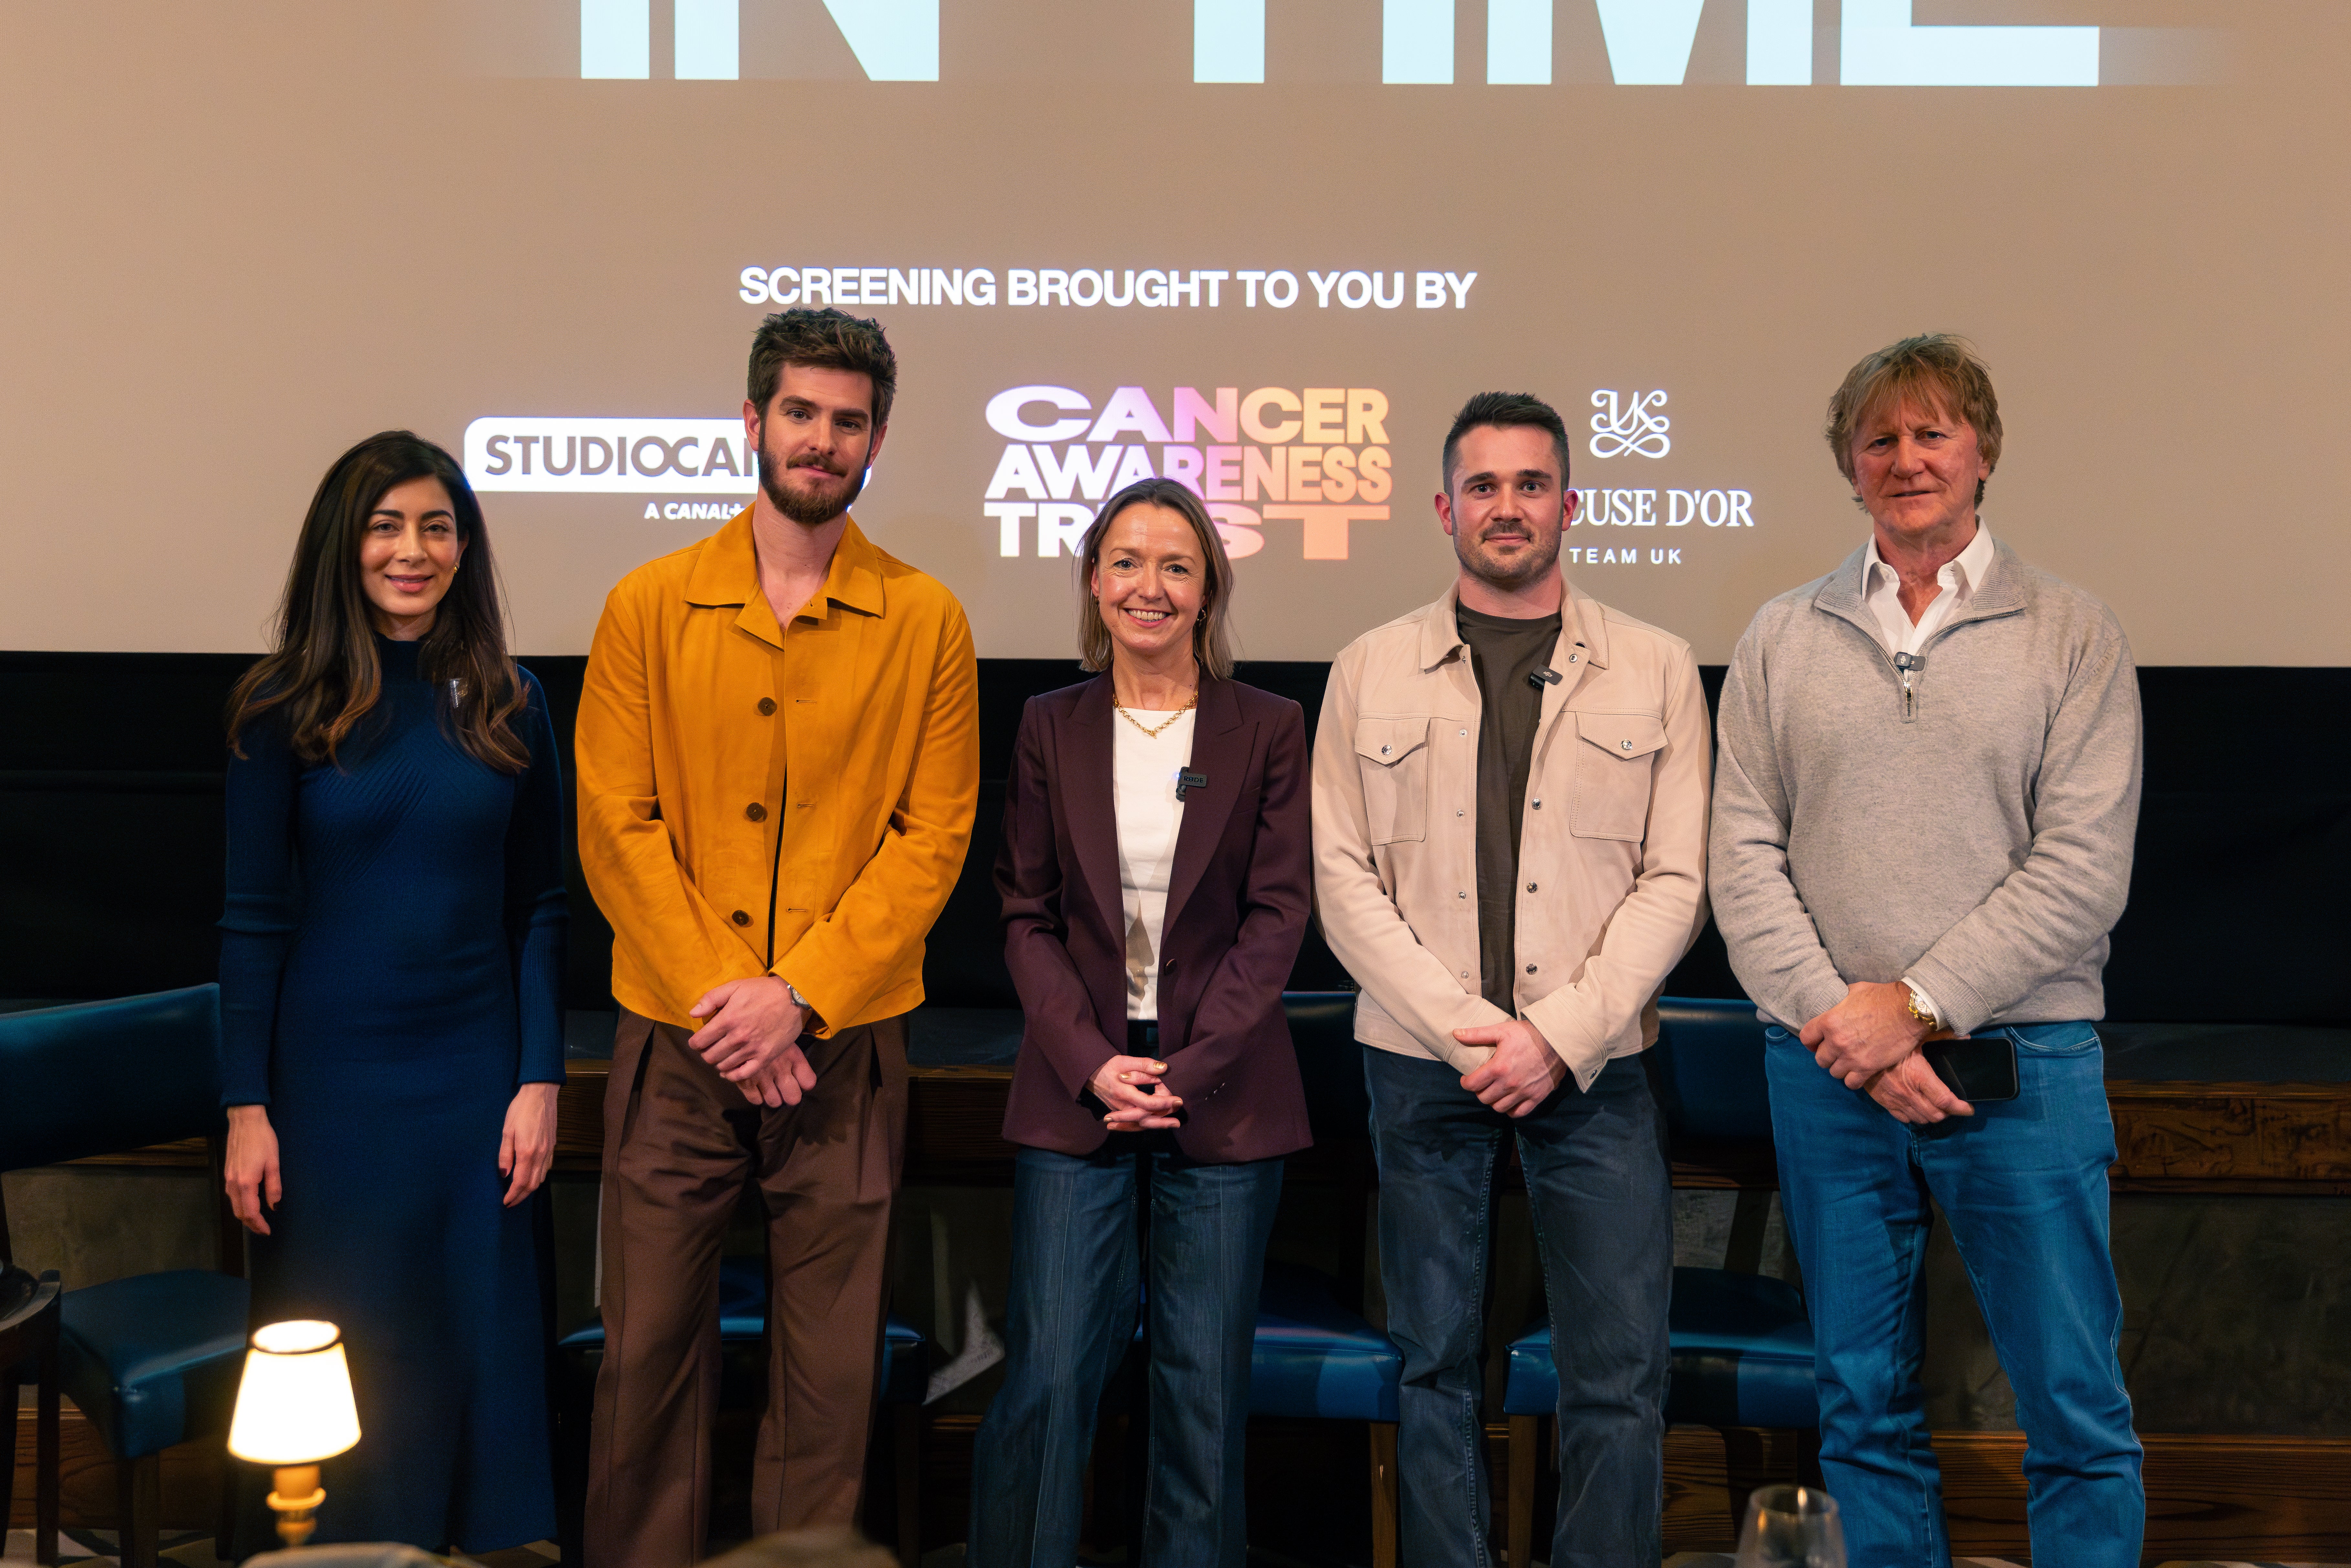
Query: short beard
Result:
<box><xmin>1454</xmin><ymin>525</ymin><xmax>1561</xmax><ymax>592</ymax></box>
<box><xmin>757</xmin><ymin>425</ymin><xmax>866</xmax><ymax>527</ymax></box>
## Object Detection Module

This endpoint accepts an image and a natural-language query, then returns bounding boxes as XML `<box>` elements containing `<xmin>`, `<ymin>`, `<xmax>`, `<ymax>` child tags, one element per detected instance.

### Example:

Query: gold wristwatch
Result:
<box><xmin>1902</xmin><ymin>984</ymin><xmax>1941</xmax><ymax>1033</ymax></box>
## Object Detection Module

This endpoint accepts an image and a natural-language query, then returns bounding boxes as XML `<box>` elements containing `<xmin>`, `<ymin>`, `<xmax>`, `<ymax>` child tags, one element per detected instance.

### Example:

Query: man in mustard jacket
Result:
<box><xmin>576</xmin><ymin>308</ymin><xmax>979</xmax><ymax>1566</ymax></box>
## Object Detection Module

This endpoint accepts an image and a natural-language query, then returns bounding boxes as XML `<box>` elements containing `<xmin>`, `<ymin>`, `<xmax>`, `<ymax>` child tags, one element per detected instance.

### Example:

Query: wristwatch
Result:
<box><xmin>1902</xmin><ymin>983</ymin><xmax>1941</xmax><ymax>1033</ymax></box>
<box><xmin>784</xmin><ymin>981</ymin><xmax>814</xmax><ymax>1013</ymax></box>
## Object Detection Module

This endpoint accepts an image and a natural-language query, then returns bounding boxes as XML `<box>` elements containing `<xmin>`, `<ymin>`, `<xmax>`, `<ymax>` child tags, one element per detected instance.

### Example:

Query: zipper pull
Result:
<box><xmin>1893</xmin><ymin>651</ymin><xmax>1925</xmax><ymax>723</ymax></box>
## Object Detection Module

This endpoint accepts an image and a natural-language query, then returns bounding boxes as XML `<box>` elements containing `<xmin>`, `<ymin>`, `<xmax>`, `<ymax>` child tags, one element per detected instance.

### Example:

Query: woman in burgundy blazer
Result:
<box><xmin>969</xmin><ymin>479</ymin><xmax>1312</xmax><ymax>1568</ymax></box>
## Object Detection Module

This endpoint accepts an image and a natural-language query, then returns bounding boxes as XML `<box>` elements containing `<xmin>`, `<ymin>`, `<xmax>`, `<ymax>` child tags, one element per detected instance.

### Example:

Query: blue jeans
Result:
<box><xmin>1366</xmin><ymin>1047</ymin><xmax>1671</xmax><ymax>1568</ymax></box>
<box><xmin>968</xmin><ymin>1142</ymin><xmax>1283</xmax><ymax>1568</ymax></box>
<box><xmin>1766</xmin><ymin>1022</ymin><xmax>2144</xmax><ymax>1567</ymax></box>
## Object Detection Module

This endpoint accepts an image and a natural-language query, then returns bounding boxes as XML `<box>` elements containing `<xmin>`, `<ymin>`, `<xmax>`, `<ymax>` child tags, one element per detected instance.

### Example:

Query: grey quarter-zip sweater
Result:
<box><xmin>1709</xmin><ymin>536</ymin><xmax>2143</xmax><ymax>1035</ymax></box>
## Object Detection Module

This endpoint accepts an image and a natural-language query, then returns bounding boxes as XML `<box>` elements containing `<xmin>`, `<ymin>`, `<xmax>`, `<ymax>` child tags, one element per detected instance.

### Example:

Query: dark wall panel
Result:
<box><xmin>2</xmin><ymin>653</ymin><xmax>2342</xmax><ymax>1024</ymax></box>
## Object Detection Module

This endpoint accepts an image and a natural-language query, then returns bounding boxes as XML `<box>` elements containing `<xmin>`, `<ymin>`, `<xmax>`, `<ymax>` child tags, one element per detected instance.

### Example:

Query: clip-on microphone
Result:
<box><xmin>1527</xmin><ymin>667</ymin><xmax>1563</xmax><ymax>689</ymax></box>
<box><xmin>1176</xmin><ymin>770</ymin><xmax>1208</xmax><ymax>801</ymax></box>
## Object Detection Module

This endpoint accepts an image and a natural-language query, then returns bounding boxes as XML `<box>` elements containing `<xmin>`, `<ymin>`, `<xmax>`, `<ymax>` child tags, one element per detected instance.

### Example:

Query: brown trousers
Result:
<box><xmin>584</xmin><ymin>1009</ymin><xmax>908</xmax><ymax>1568</ymax></box>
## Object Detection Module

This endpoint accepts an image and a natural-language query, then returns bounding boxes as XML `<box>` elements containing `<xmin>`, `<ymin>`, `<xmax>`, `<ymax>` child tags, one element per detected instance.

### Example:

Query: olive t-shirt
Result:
<box><xmin>1455</xmin><ymin>602</ymin><xmax>1561</xmax><ymax>1015</ymax></box>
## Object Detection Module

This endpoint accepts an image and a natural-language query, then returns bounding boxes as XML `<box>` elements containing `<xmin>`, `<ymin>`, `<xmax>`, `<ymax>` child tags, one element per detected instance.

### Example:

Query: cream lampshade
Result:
<box><xmin>227</xmin><ymin>1320</ymin><xmax>361</xmax><ymax>1547</ymax></box>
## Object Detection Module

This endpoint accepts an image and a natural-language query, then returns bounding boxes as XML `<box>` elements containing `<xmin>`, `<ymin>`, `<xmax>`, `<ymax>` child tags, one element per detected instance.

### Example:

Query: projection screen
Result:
<box><xmin>0</xmin><ymin>0</ymin><xmax>2341</xmax><ymax>664</ymax></box>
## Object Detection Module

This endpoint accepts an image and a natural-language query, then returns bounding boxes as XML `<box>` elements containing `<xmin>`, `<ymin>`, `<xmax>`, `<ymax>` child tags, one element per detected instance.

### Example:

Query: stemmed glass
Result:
<box><xmin>1732</xmin><ymin>1483</ymin><xmax>1847</xmax><ymax>1567</ymax></box>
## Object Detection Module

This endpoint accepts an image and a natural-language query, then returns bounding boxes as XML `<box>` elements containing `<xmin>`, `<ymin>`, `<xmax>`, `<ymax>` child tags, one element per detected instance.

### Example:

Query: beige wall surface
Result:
<box><xmin>0</xmin><ymin>0</ymin><xmax>2342</xmax><ymax>663</ymax></box>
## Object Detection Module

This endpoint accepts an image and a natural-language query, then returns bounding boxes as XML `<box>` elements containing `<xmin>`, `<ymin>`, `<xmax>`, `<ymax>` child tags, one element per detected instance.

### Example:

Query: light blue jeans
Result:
<box><xmin>1766</xmin><ymin>1022</ymin><xmax>2144</xmax><ymax>1567</ymax></box>
<box><xmin>967</xmin><ymin>1142</ymin><xmax>1282</xmax><ymax>1568</ymax></box>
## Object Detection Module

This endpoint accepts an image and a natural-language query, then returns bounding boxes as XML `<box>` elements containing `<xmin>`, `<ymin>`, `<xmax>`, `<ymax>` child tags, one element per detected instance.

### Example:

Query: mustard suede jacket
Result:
<box><xmin>577</xmin><ymin>510</ymin><xmax>980</xmax><ymax>1033</ymax></box>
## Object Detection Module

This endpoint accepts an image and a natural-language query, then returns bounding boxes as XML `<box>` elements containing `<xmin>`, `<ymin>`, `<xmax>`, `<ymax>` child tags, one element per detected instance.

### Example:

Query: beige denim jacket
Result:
<box><xmin>1311</xmin><ymin>584</ymin><xmax>1712</xmax><ymax>1087</ymax></box>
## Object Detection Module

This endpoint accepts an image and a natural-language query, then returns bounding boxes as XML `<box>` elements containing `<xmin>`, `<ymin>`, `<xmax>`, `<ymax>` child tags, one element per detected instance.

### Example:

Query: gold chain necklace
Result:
<box><xmin>1114</xmin><ymin>693</ymin><xmax>1196</xmax><ymax>738</ymax></box>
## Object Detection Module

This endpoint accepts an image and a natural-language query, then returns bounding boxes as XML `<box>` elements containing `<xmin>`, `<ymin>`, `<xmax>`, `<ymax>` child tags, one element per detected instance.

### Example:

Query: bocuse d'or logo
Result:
<box><xmin>1590</xmin><ymin>390</ymin><xmax>1671</xmax><ymax>459</ymax></box>
<box><xmin>982</xmin><ymin>385</ymin><xmax>1392</xmax><ymax>561</ymax></box>
<box><xmin>1574</xmin><ymin>387</ymin><xmax>1757</xmax><ymax>563</ymax></box>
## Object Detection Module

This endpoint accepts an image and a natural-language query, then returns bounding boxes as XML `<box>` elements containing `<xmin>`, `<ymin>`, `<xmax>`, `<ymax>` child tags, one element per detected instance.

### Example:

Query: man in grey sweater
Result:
<box><xmin>1711</xmin><ymin>334</ymin><xmax>2145</xmax><ymax>1565</ymax></box>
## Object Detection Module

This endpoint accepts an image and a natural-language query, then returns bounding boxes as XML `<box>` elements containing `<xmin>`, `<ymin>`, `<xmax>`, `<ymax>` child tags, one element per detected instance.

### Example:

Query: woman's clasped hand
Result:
<box><xmin>1089</xmin><ymin>1054</ymin><xmax>1182</xmax><ymax>1128</ymax></box>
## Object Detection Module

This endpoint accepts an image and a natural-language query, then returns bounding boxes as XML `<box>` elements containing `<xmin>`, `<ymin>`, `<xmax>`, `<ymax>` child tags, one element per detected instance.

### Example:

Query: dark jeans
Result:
<box><xmin>967</xmin><ymin>1141</ymin><xmax>1284</xmax><ymax>1568</ymax></box>
<box><xmin>1767</xmin><ymin>1022</ymin><xmax>2143</xmax><ymax>1567</ymax></box>
<box><xmin>1365</xmin><ymin>1047</ymin><xmax>1672</xmax><ymax>1568</ymax></box>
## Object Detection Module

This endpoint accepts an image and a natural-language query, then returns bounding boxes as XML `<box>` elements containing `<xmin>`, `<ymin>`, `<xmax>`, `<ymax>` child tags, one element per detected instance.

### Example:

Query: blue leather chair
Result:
<box><xmin>1501</xmin><ymin>996</ymin><xmax>1820</xmax><ymax>1562</ymax></box>
<box><xmin>1250</xmin><ymin>1261</ymin><xmax>1403</xmax><ymax>1568</ymax></box>
<box><xmin>1102</xmin><ymin>1258</ymin><xmax>1402</xmax><ymax>1568</ymax></box>
<box><xmin>555</xmin><ymin>1256</ymin><xmax>930</xmax><ymax>1564</ymax></box>
<box><xmin>0</xmin><ymin>985</ymin><xmax>248</xmax><ymax>1568</ymax></box>
<box><xmin>1257</xmin><ymin>993</ymin><xmax>1403</xmax><ymax>1568</ymax></box>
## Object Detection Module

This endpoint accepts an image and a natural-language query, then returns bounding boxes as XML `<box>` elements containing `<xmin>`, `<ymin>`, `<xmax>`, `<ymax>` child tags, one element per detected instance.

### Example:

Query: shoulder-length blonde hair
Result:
<box><xmin>1075</xmin><ymin>478</ymin><xmax>1238</xmax><ymax>681</ymax></box>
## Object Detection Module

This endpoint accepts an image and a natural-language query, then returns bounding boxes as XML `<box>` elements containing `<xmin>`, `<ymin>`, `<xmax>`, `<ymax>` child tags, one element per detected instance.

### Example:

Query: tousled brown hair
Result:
<box><xmin>748</xmin><ymin>308</ymin><xmax>897</xmax><ymax>427</ymax></box>
<box><xmin>228</xmin><ymin>431</ymin><xmax>529</xmax><ymax>772</ymax></box>
<box><xmin>1826</xmin><ymin>334</ymin><xmax>2003</xmax><ymax>506</ymax></box>
<box><xmin>1075</xmin><ymin>479</ymin><xmax>1237</xmax><ymax>682</ymax></box>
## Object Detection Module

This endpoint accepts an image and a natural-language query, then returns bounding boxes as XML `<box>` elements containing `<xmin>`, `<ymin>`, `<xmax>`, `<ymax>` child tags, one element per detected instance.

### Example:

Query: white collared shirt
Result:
<box><xmin>1862</xmin><ymin>523</ymin><xmax>1996</xmax><ymax>656</ymax></box>
<box><xmin>1860</xmin><ymin>523</ymin><xmax>1995</xmax><ymax>1035</ymax></box>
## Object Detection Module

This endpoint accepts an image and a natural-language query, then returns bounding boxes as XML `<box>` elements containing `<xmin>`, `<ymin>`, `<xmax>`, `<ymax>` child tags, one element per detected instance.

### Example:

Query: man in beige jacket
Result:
<box><xmin>1312</xmin><ymin>391</ymin><xmax>1710</xmax><ymax>1566</ymax></box>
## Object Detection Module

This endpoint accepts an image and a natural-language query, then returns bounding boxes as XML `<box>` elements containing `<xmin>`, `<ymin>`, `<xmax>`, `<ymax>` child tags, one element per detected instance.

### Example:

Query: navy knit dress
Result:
<box><xmin>218</xmin><ymin>636</ymin><xmax>566</xmax><ymax>1552</ymax></box>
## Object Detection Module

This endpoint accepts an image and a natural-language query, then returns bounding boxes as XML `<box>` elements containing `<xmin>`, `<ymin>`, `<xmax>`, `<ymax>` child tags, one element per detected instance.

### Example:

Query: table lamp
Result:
<box><xmin>226</xmin><ymin>1319</ymin><xmax>362</xmax><ymax>1548</ymax></box>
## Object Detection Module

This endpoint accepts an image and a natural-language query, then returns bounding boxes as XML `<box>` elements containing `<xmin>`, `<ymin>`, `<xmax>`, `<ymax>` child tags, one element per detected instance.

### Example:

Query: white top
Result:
<box><xmin>1112</xmin><ymin>707</ymin><xmax>1195</xmax><ymax>1021</ymax></box>
<box><xmin>1861</xmin><ymin>522</ymin><xmax>1996</xmax><ymax>1035</ymax></box>
<box><xmin>1862</xmin><ymin>522</ymin><xmax>1997</xmax><ymax>656</ymax></box>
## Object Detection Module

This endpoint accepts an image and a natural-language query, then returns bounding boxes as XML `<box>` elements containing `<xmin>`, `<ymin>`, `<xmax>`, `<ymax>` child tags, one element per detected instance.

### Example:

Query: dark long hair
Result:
<box><xmin>228</xmin><ymin>431</ymin><xmax>529</xmax><ymax>772</ymax></box>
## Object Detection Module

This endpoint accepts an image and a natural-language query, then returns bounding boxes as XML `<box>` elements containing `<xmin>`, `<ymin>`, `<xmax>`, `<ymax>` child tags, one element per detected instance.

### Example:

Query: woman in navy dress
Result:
<box><xmin>218</xmin><ymin>431</ymin><xmax>566</xmax><ymax>1552</ymax></box>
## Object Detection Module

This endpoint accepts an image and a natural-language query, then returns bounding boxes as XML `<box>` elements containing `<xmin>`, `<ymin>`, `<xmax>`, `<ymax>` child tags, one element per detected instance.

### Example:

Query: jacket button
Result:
<box><xmin>1532</xmin><ymin>799</ymin><xmax>1542</xmax><ymax>810</ymax></box>
<box><xmin>1459</xmin><ymin>728</ymin><xmax>1467</xmax><ymax>737</ymax></box>
<box><xmin>731</xmin><ymin>910</ymin><xmax>751</xmax><ymax>927</ymax></box>
<box><xmin>1621</xmin><ymin>739</ymin><xmax>1633</xmax><ymax>751</ymax></box>
<box><xmin>758</xmin><ymin>697</ymin><xmax>776</xmax><ymax>715</ymax></box>
<box><xmin>1526</xmin><ymin>964</ymin><xmax>1538</xmax><ymax>974</ymax></box>
<box><xmin>1380</xmin><ymin>744</ymin><xmax>1391</xmax><ymax>755</ymax></box>
<box><xmin>1458</xmin><ymin>890</ymin><xmax>1467</xmax><ymax>899</ymax></box>
<box><xmin>1526</xmin><ymin>882</ymin><xmax>1538</xmax><ymax>893</ymax></box>
<box><xmin>1163</xmin><ymin>959</ymin><xmax>1176</xmax><ymax>972</ymax></box>
<box><xmin>746</xmin><ymin>802</ymin><xmax>768</xmax><ymax>822</ymax></box>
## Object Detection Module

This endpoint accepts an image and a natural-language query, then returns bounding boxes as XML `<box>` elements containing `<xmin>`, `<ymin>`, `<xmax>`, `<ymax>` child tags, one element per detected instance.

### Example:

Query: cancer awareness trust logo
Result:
<box><xmin>981</xmin><ymin>384</ymin><xmax>1394</xmax><ymax>561</ymax></box>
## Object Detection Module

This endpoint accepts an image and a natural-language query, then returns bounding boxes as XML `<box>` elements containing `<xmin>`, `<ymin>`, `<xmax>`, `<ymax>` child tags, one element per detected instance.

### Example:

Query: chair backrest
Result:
<box><xmin>1282</xmin><ymin>991</ymin><xmax>1369</xmax><ymax>1143</ymax></box>
<box><xmin>0</xmin><ymin>984</ymin><xmax>221</xmax><ymax>1174</ymax></box>
<box><xmin>1651</xmin><ymin>996</ymin><xmax>1774</xmax><ymax>1142</ymax></box>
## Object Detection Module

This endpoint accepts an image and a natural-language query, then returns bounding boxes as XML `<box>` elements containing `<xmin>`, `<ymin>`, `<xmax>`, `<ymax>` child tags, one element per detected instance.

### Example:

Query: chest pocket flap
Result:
<box><xmin>1569</xmin><ymin>711</ymin><xmax>1666</xmax><ymax>842</ymax></box>
<box><xmin>1355</xmin><ymin>715</ymin><xmax>1431</xmax><ymax>767</ymax></box>
<box><xmin>1353</xmin><ymin>715</ymin><xmax>1431</xmax><ymax>845</ymax></box>
<box><xmin>1575</xmin><ymin>711</ymin><xmax>1666</xmax><ymax>760</ymax></box>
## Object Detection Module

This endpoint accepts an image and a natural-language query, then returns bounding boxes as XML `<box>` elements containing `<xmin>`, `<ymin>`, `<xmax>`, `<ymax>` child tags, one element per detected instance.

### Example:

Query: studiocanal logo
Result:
<box><xmin>981</xmin><ymin>385</ymin><xmax>1393</xmax><ymax>561</ymax></box>
<box><xmin>463</xmin><ymin>417</ymin><xmax>756</xmax><ymax>519</ymax></box>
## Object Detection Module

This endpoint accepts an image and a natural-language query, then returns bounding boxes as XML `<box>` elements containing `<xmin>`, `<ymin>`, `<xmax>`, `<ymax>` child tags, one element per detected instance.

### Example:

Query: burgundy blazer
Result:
<box><xmin>995</xmin><ymin>673</ymin><xmax>1314</xmax><ymax>1162</ymax></box>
